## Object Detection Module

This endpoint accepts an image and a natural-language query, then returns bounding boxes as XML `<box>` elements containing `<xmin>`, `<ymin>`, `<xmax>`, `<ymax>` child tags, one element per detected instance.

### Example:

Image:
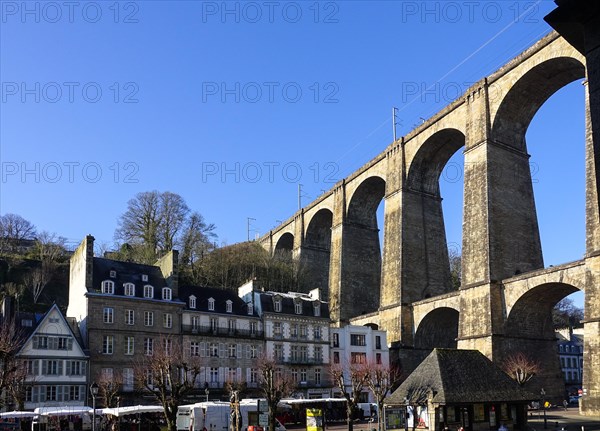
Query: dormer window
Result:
<box><xmin>208</xmin><ymin>298</ymin><xmax>215</xmax><ymax>311</ymax></box>
<box><xmin>144</xmin><ymin>285</ymin><xmax>154</xmax><ymax>299</ymax></box>
<box><xmin>247</xmin><ymin>303</ymin><xmax>253</xmax><ymax>315</ymax></box>
<box><xmin>313</xmin><ymin>302</ymin><xmax>321</xmax><ymax>317</ymax></box>
<box><xmin>142</xmin><ymin>274</ymin><xmax>148</xmax><ymax>282</ymax></box>
<box><xmin>226</xmin><ymin>300</ymin><xmax>233</xmax><ymax>313</ymax></box>
<box><xmin>162</xmin><ymin>287</ymin><xmax>172</xmax><ymax>301</ymax></box>
<box><xmin>102</xmin><ymin>280</ymin><xmax>115</xmax><ymax>294</ymax></box>
<box><xmin>124</xmin><ymin>283</ymin><xmax>135</xmax><ymax>296</ymax></box>
<box><xmin>109</xmin><ymin>270</ymin><xmax>116</xmax><ymax>278</ymax></box>
<box><xmin>273</xmin><ymin>297</ymin><xmax>282</xmax><ymax>313</ymax></box>
<box><xmin>189</xmin><ymin>295</ymin><xmax>196</xmax><ymax>309</ymax></box>
<box><xmin>294</xmin><ymin>300</ymin><xmax>302</xmax><ymax>315</ymax></box>
<box><xmin>21</xmin><ymin>319</ymin><xmax>32</xmax><ymax>327</ymax></box>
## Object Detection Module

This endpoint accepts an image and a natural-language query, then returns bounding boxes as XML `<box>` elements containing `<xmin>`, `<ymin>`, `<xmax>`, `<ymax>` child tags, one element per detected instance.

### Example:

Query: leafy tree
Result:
<box><xmin>553</xmin><ymin>297</ymin><xmax>584</xmax><ymax>329</ymax></box>
<box><xmin>330</xmin><ymin>362</ymin><xmax>369</xmax><ymax>431</ymax></box>
<box><xmin>134</xmin><ymin>336</ymin><xmax>202</xmax><ymax>431</ymax></box>
<box><xmin>258</xmin><ymin>357</ymin><xmax>294</xmax><ymax>431</ymax></box>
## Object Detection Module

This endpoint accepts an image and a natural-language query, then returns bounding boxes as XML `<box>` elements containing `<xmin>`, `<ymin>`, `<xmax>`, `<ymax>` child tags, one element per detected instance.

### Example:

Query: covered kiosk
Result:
<box><xmin>384</xmin><ymin>349</ymin><xmax>536</xmax><ymax>431</ymax></box>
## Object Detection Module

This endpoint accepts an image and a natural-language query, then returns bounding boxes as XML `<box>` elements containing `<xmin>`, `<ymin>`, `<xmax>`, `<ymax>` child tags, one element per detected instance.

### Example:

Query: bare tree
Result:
<box><xmin>7</xmin><ymin>359</ymin><xmax>30</xmax><ymax>411</ymax></box>
<box><xmin>97</xmin><ymin>370</ymin><xmax>124</xmax><ymax>408</ymax></box>
<box><xmin>330</xmin><ymin>362</ymin><xmax>370</xmax><ymax>431</ymax></box>
<box><xmin>134</xmin><ymin>336</ymin><xmax>202</xmax><ymax>431</ymax></box>
<box><xmin>258</xmin><ymin>357</ymin><xmax>294</xmax><ymax>431</ymax></box>
<box><xmin>0</xmin><ymin>316</ymin><xmax>27</xmax><ymax>409</ymax></box>
<box><xmin>502</xmin><ymin>352</ymin><xmax>540</xmax><ymax>386</ymax></box>
<box><xmin>448</xmin><ymin>247</ymin><xmax>461</xmax><ymax>290</ymax></box>
<box><xmin>553</xmin><ymin>297</ymin><xmax>584</xmax><ymax>329</ymax></box>
<box><xmin>364</xmin><ymin>362</ymin><xmax>403</xmax><ymax>431</ymax></box>
<box><xmin>0</xmin><ymin>213</ymin><xmax>37</xmax><ymax>254</ymax></box>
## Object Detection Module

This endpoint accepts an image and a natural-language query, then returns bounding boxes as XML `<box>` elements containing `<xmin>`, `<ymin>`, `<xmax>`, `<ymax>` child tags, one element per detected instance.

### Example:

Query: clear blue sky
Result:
<box><xmin>0</xmin><ymin>1</ymin><xmax>585</xmax><ymax>305</ymax></box>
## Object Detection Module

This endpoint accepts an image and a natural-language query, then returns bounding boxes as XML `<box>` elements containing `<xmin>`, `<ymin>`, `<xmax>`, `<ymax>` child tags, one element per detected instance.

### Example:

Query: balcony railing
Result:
<box><xmin>182</xmin><ymin>325</ymin><xmax>264</xmax><ymax>338</ymax></box>
<box><xmin>278</xmin><ymin>357</ymin><xmax>324</xmax><ymax>365</ymax></box>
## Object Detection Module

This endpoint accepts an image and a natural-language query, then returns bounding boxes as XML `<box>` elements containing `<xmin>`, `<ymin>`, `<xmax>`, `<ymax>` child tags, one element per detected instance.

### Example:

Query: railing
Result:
<box><xmin>278</xmin><ymin>357</ymin><xmax>324</xmax><ymax>365</ymax></box>
<box><xmin>182</xmin><ymin>325</ymin><xmax>264</xmax><ymax>338</ymax></box>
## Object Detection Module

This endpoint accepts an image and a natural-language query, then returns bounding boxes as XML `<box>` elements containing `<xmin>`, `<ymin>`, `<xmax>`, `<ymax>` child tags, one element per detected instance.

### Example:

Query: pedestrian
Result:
<box><xmin>563</xmin><ymin>399</ymin><xmax>568</xmax><ymax>411</ymax></box>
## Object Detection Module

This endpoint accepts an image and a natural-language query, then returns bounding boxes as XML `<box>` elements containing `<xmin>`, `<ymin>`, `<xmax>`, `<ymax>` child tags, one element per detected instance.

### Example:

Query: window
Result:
<box><xmin>294</xmin><ymin>301</ymin><xmax>302</xmax><ymax>314</ymax></box>
<box><xmin>333</xmin><ymin>333</ymin><xmax>339</xmax><ymax>347</ymax></box>
<box><xmin>124</xmin><ymin>283</ymin><xmax>135</xmax><ymax>296</ymax></box>
<box><xmin>250</xmin><ymin>368</ymin><xmax>258</xmax><ymax>384</ymax></box>
<box><xmin>25</xmin><ymin>387</ymin><xmax>33</xmax><ymax>402</ymax></box>
<box><xmin>247</xmin><ymin>303</ymin><xmax>254</xmax><ymax>315</ymax></box>
<box><xmin>144</xmin><ymin>285</ymin><xmax>154</xmax><ymax>298</ymax></box>
<box><xmin>250</xmin><ymin>321</ymin><xmax>258</xmax><ymax>335</ymax></box>
<box><xmin>559</xmin><ymin>345</ymin><xmax>564</xmax><ymax>352</ymax></box>
<box><xmin>57</xmin><ymin>337</ymin><xmax>72</xmax><ymax>350</ymax></box>
<box><xmin>333</xmin><ymin>352</ymin><xmax>340</xmax><ymax>364</ymax></box>
<box><xmin>208</xmin><ymin>298</ymin><xmax>215</xmax><ymax>311</ymax></box>
<box><xmin>123</xmin><ymin>368</ymin><xmax>134</xmax><ymax>391</ymax></box>
<box><xmin>226</xmin><ymin>300</ymin><xmax>233</xmax><ymax>313</ymax></box>
<box><xmin>103</xmin><ymin>307</ymin><xmax>114</xmax><ymax>324</ymax></box>
<box><xmin>191</xmin><ymin>342</ymin><xmax>200</xmax><ymax>356</ymax></box>
<box><xmin>162</xmin><ymin>287</ymin><xmax>172</xmax><ymax>300</ymax></box>
<box><xmin>101</xmin><ymin>368</ymin><xmax>114</xmax><ymax>381</ymax></box>
<box><xmin>351</xmin><ymin>352</ymin><xmax>367</xmax><ymax>364</ymax></box>
<box><xmin>142</xmin><ymin>274</ymin><xmax>148</xmax><ymax>282</ymax></box>
<box><xmin>376</xmin><ymin>335</ymin><xmax>382</xmax><ymax>349</ymax></box>
<box><xmin>376</xmin><ymin>353</ymin><xmax>382</xmax><ymax>365</ymax></box>
<box><xmin>125</xmin><ymin>337</ymin><xmax>135</xmax><ymax>355</ymax></box>
<box><xmin>274</xmin><ymin>297</ymin><xmax>282</xmax><ymax>312</ymax></box>
<box><xmin>274</xmin><ymin>344</ymin><xmax>283</xmax><ymax>361</ymax></box>
<box><xmin>192</xmin><ymin>316</ymin><xmax>200</xmax><ymax>330</ymax></box>
<box><xmin>210</xmin><ymin>317</ymin><xmax>218</xmax><ymax>332</ymax></box>
<box><xmin>68</xmin><ymin>386</ymin><xmax>81</xmax><ymax>401</ymax></box>
<box><xmin>313</xmin><ymin>302</ymin><xmax>321</xmax><ymax>316</ymax></box>
<box><xmin>228</xmin><ymin>344</ymin><xmax>237</xmax><ymax>358</ymax></box>
<box><xmin>290</xmin><ymin>324</ymin><xmax>298</xmax><ymax>338</ymax></box>
<box><xmin>103</xmin><ymin>335</ymin><xmax>114</xmax><ymax>354</ymax></box>
<box><xmin>43</xmin><ymin>360</ymin><xmax>63</xmax><ymax>375</ymax></box>
<box><xmin>315</xmin><ymin>368</ymin><xmax>321</xmax><ymax>385</ymax></box>
<box><xmin>144</xmin><ymin>338</ymin><xmax>154</xmax><ymax>355</ymax></box>
<box><xmin>163</xmin><ymin>313</ymin><xmax>173</xmax><ymax>328</ymax></box>
<box><xmin>26</xmin><ymin>360</ymin><xmax>38</xmax><ymax>376</ymax></box>
<box><xmin>228</xmin><ymin>319</ymin><xmax>236</xmax><ymax>333</ymax></box>
<box><xmin>144</xmin><ymin>369</ymin><xmax>154</xmax><ymax>386</ymax></box>
<box><xmin>125</xmin><ymin>309</ymin><xmax>135</xmax><ymax>325</ymax></box>
<box><xmin>350</xmin><ymin>334</ymin><xmax>366</xmax><ymax>346</ymax></box>
<box><xmin>164</xmin><ymin>338</ymin><xmax>172</xmax><ymax>355</ymax></box>
<box><xmin>46</xmin><ymin>386</ymin><xmax>58</xmax><ymax>401</ymax></box>
<box><xmin>102</xmin><ymin>280</ymin><xmax>114</xmax><ymax>294</ymax></box>
<box><xmin>210</xmin><ymin>367</ymin><xmax>219</xmax><ymax>383</ymax></box>
<box><xmin>250</xmin><ymin>345</ymin><xmax>257</xmax><ymax>358</ymax></box>
<box><xmin>300</xmin><ymin>368</ymin><xmax>307</xmax><ymax>382</ymax></box>
<box><xmin>228</xmin><ymin>367</ymin><xmax>237</xmax><ymax>382</ymax></box>
<box><xmin>300</xmin><ymin>346</ymin><xmax>308</xmax><ymax>362</ymax></box>
<box><xmin>291</xmin><ymin>345</ymin><xmax>299</xmax><ymax>361</ymax></box>
<box><xmin>190</xmin><ymin>295</ymin><xmax>196</xmax><ymax>309</ymax></box>
<box><xmin>209</xmin><ymin>343</ymin><xmax>219</xmax><ymax>357</ymax></box>
<box><xmin>66</xmin><ymin>360</ymin><xmax>86</xmax><ymax>376</ymax></box>
<box><xmin>291</xmin><ymin>368</ymin><xmax>298</xmax><ymax>382</ymax></box>
<box><xmin>21</xmin><ymin>318</ymin><xmax>32</xmax><ymax>327</ymax></box>
<box><xmin>110</xmin><ymin>270</ymin><xmax>116</xmax><ymax>278</ymax></box>
<box><xmin>314</xmin><ymin>346</ymin><xmax>323</xmax><ymax>362</ymax></box>
<box><xmin>300</xmin><ymin>325</ymin><xmax>307</xmax><ymax>339</ymax></box>
<box><xmin>273</xmin><ymin>322</ymin><xmax>282</xmax><ymax>338</ymax></box>
<box><xmin>314</xmin><ymin>326</ymin><xmax>322</xmax><ymax>340</ymax></box>
<box><xmin>144</xmin><ymin>311</ymin><xmax>154</xmax><ymax>326</ymax></box>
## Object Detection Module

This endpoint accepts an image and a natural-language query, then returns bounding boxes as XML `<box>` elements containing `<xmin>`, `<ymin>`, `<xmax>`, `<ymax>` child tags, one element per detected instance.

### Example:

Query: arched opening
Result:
<box><xmin>274</xmin><ymin>232</ymin><xmax>294</xmax><ymax>260</ymax></box>
<box><xmin>502</xmin><ymin>283</ymin><xmax>582</xmax><ymax>401</ymax></box>
<box><xmin>341</xmin><ymin>176</ymin><xmax>386</xmax><ymax>320</ymax></box>
<box><xmin>404</xmin><ymin>129</ymin><xmax>466</xmax><ymax>301</ymax></box>
<box><xmin>414</xmin><ymin>307</ymin><xmax>459</xmax><ymax>350</ymax></box>
<box><xmin>302</xmin><ymin>209</ymin><xmax>333</xmax><ymax>297</ymax></box>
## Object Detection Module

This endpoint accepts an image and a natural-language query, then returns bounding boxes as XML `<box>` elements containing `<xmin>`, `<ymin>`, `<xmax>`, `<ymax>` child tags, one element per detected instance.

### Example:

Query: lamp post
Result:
<box><xmin>205</xmin><ymin>387</ymin><xmax>210</xmax><ymax>402</ymax></box>
<box><xmin>90</xmin><ymin>382</ymin><xmax>99</xmax><ymax>431</ymax></box>
<box><xmin>540</xmin><ymin>388</ymin><xmax>547</xmax><ymax>429</ymax></box>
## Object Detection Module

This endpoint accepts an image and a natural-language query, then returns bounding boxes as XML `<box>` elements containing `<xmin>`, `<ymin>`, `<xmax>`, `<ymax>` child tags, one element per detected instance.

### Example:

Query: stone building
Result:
<box><xmin>556</xmin><ymin>328</ymin><xmax>584</xmax><ymax>396</ymax></box>
<box><xmin>179</xmin><ymin>285</ymin><xmax>264</xmax><ymax>400</ymax></box>
<box><xmin>330</xmin><ymin>325</ymin><xmax>389</xmax><ymax>403</ymax></box>
<box><xmin>238</xmin><ymin>280</ymin><xmax>332</xmax><ymax>399</ymax></box>
<box><xmin>67</xmin><ymin>235</ymin><xmax>181</xmax><ymax>405</ymax></box>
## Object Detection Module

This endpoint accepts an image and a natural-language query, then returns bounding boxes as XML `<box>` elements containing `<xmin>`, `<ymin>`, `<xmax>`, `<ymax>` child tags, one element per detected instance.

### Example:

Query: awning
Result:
<box><xmin>101</xmin><ymin>406</ymin><xmax>164</xmax><ymax>417</ymax></box>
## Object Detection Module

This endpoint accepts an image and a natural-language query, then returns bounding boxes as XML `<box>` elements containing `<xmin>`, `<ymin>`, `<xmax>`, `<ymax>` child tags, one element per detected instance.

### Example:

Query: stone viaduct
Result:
<box><xmin>258</xmin><ymin>5</ymin><xmax>600</xmax><ymax>415</ymax></box>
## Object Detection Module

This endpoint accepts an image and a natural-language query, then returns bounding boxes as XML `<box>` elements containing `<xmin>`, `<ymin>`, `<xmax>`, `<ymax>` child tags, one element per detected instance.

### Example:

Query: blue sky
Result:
<box><xmin>0</xmin><ymin>1</ymin><xmax>585</xmax><ymax>305</ymax></box>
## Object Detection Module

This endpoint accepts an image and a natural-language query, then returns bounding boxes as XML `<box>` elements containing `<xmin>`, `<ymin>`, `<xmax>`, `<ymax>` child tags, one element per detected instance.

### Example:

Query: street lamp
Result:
<box><xmin>205</xmin><ymin>387</ymin><xmax>210</xmax><ymax>402</ymax></box>
<box><xmin>540</xmin><ymin>388</ymin><xmax>547</xmax><ymax>429</ymax></box>
<box><xmin>90</xmin><ymin>382</ymin><xmax>99</xmax><ymax>431</ymax></box>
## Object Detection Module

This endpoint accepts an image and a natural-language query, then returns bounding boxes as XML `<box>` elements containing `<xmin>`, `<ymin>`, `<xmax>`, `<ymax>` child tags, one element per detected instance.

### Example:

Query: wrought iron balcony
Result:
<box><xmin>182</xmin><ymin>324</ymin><xmax>264</xmax><ymax>338</ymax></box>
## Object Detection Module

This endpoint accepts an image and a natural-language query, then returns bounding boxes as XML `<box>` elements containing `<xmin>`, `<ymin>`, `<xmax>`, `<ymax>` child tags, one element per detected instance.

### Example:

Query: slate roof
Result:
<box><xmin>385</xmin><ymin>349</ymin><xmax>538</xmax><ymax>405</ymax></box>
<box><xmin>258</xmin><ymin>291</ymin><xmax>330</xmax><ymax>319</ymax></box>
<box><xmin>179</xmin><ymin>285</ymin><xmax>256</xmax><ymax>317</ymax></box>
<box><xmin>91</xmin><ymin>257</ymin><xmax>168</xmax><ymax>300</ymax></box>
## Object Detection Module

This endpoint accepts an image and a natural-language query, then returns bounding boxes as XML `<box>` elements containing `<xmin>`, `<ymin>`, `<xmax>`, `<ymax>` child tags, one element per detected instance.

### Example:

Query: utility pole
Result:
<box><xmin>298</xmin><ymin>184</ymin><xmax>303</xmax><ymax>210</ymax></box>
<box><xmin>392</xmin><ymin>107</ymin><xmax>399</xmax><ymax>141</ymax></box>
<box><xmin>247</xmin><ymin>217</ymin><xmax>256</xmax><ymax>241</ymax></box>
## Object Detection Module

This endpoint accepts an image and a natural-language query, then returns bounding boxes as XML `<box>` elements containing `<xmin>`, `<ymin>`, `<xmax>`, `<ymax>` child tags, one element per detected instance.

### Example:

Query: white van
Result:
<box><xmin>177</xmin><ymin>400</ymin><xmax>285</xmax><ymax>431</ymax></box>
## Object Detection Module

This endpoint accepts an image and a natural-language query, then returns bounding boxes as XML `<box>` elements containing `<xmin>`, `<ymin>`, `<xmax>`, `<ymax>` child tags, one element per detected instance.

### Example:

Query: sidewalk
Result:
<box><xmin>528</xmin><ymin>408</ymin><xmax>600</xmax><ymax>431</ymax></box>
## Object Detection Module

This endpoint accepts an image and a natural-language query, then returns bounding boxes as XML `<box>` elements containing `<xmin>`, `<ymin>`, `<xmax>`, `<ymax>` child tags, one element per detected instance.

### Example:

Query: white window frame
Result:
<box><xmin>124</xmin><ymin>283</ymin><xmax>135</xmax><ymax>296</ymax></box>
<box><xmin>103</xmin><ymin>307</ymin><xmax>114</xmax><ymax>324</ymax></box>
<box><xmin>143</xmin><ymin>285</ymin><xmax>154</xmax><ymax>298</ymax></box>
<box><xmin>295</xmin><ymin>301</ymin><xmax>302</xmax><ymax>314</ymax></box>
<box><xmin>190</xmin><ymin>295</ymin><xmax>196</xmax><ymax>309</ymax></box>
<box><xmin>102</xmin><ymin>280</ymin><xmax>114</xmax><ymax>294</ymax></box>
<box><xmin>125</xmin><ymin>336</ymin><xmax>135</xmax><ymax>355</ymax></box>
<box><xmin>103</xmin><ymin>335</ymin><xmax>114</xmax><ymax>355</ymax></box>
<box><xmin>125</xmin><ymin>309</ymin><xmax>135</xmax><ymax>325</ymax></box>
<box><xmin>162</xmin><ymin>287</ymin><xmax>172</xmax><ymax>300</ymax></box>
<box><xmin>144</xmin><ymin>338</ymin><xmax>154</xmax><ymax>356</ymax></box>
<box><xmin>226</xmin><ymin>300</ymin><xmax>233</xmax><ymax>313</ymax></box>
<box><xmin>144</xmin><ymin>311</ymin><xmax>154</xmax><ymax>327</ymax></box>
<box><xmin>163</xmin><ymin>313</ymin><xmax>173</xmax><ymax>328</ymax></box>
<box><xmin>247</xmin><ymin>302</ymin><xmax>253</xmax><ymax>315</ymax></box>
<box><xmin>274</xmin><ymin>298</ymin><xmax>282</xmax><ymax>312</ymax></box>
<box><xmin>208</xmin><ymin>298</ymin><xmax>215</xmax><ymax>311</ymax></box>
